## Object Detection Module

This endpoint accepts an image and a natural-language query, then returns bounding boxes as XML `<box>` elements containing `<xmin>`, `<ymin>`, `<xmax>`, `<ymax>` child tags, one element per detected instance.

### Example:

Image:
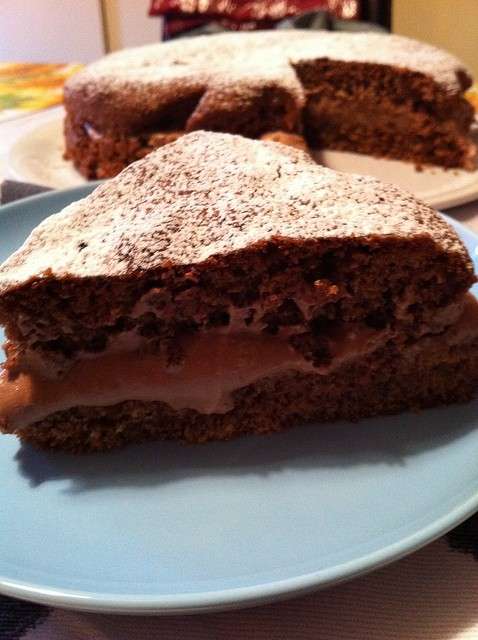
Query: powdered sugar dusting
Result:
<box><xmin>0</xmin><ymin>131</ymin><xmax>470</xmax><ymax>293</ymax></box>
<box><xmin>66</xmin><ymin>31</ymin><xmax>470</xmax><ymax>112</ymax></box>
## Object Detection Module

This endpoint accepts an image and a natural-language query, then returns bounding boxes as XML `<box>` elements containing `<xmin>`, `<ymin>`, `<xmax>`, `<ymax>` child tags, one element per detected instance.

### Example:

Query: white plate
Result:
<box><xmin>7</xmin><ymin>115</ymin><xmax>478</xmax><ymax>210</ymax></box>
<box><xmin>8</xmin><ymin>117</ymin><xmax>86</xmax><ymax>190</ymax></box>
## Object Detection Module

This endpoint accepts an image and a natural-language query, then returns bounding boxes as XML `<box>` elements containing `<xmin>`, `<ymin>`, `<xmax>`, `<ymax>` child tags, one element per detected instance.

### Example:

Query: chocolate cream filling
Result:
<box><xmin>82</xmin><ymin>122</ymin><xmax>308</xmax><ymax>152</ymax></box>
<box><xmin>0</xmin><ymin>321</ymin><xmax>386</xmax><ymax>429</ymax></box>
<box><xmin>1</xmin><ymin>294</ymin><xmax>478</xmax><ymax>430</ymax></box>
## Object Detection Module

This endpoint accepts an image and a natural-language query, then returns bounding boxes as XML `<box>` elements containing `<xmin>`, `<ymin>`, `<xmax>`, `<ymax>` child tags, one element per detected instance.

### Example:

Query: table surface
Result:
<box><xmin>1</xmin><ymin>109</ymin><xmax>478</xmax><ymax>640</ymax></box>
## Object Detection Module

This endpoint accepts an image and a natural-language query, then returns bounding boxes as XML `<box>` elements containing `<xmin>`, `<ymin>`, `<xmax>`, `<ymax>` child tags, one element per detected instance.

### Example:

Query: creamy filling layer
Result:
<box><xmin>83</xmin><ymin>123</ymin><xmax>306</xmax><ymax>151</ymax></box>
<box><xmin>1</xmin><ymin>294</ymin><xmax>477</xmax><ymax>430</ymax></box>
<box><xmin>0</xmin><ymin>323</ymin><xmax>382</xmax><ymax>429</ymax></box>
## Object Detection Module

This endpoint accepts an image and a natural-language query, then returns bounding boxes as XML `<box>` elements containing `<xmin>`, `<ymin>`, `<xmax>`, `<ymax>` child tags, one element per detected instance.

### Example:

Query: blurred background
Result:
<box><xmin>0</xmin><ymin>0</ymin><xmax>476</xmax><ymax>77</ymax></box>
<box><xmin>1</xmin><ymin>0</ymin><xmax>476</xmax><ymax>122</ymax></box>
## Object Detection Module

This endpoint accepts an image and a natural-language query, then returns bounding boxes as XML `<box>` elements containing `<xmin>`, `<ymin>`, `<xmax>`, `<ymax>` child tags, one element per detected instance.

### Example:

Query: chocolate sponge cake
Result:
<box><xmin>1</xmin><ymin>132</ymin><xmax>477</xmax><ymax>452</ymax></box>
<box><xmin>64</xmin><ymin>31</ymin><xmax>476</xmax><ymax>179</ymax></box>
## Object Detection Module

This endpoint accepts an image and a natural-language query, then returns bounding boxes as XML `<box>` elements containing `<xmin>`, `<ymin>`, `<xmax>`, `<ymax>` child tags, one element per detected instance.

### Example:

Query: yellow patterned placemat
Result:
<box><xmin>0</xmin><ymin>62</ymin><xmax>83</xmax><ymax>122</ymax></box>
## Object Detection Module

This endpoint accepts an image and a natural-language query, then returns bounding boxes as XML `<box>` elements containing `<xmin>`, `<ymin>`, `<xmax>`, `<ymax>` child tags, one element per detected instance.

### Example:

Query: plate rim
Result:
<box><xmin>1</xmin><ymin>486</ymin><xmax>478</xmax><ymax>615</ymax></box>
<box><xmin>0</xmin><ymin>181</ymin><xmax>101</xmax><ymax>213</ymax></box>
<box><xmin>6</xmin><ymin>112</ymin><xmax>87</xmax><ymax>190</ymax></box>
<box><xmin>0</xmin><ymin>188</ymin><xmax>477</xmax><ymax>614</ymax></box>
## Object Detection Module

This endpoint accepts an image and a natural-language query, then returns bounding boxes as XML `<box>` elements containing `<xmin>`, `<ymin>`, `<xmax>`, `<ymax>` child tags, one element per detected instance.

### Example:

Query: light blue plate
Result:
<box><xmin>0</xmin><ymin>186</ymin><xmax>478</xmax><ymax>614</ymax></box>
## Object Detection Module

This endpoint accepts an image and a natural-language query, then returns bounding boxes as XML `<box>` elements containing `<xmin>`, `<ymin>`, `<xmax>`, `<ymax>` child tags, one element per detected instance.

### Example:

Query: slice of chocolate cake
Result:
<box><xmin>64</xmin><ymin>31</ymin><xmax>476</xmax><ymax>179</ymax></box>
<box><xmin>1</xmin><ymin>132</ymin><xmax>477</xmax><ymax>452</ymax></box>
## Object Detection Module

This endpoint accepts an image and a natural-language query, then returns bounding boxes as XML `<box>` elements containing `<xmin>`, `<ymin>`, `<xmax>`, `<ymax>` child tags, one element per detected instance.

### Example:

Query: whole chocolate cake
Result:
<box><xmin>1</xmin><ymin>132</ymin><xmax>477</xmax><ymax>452</ymax></box>
<box><xmin>64</xmin><ymin>31</ymin><xmax>476</xmax><ymax>179</ymax></box>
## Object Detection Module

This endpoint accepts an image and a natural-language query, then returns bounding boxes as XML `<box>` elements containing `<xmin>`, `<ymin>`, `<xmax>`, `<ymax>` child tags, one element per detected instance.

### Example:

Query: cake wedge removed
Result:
<box><xmin>0</xmin><ymin>131</ymin><xmax>477</xmax><ymax>452</ymax></box>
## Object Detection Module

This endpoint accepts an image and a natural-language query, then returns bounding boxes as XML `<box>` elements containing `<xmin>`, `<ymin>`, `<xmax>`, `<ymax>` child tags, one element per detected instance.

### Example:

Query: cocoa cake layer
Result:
<box><xmin>63</xmin><ymin>31</ymin><xmax>476</xmax><ymax>178</ymax></box>
<box><xmin>0</xmin><ymin>132</ymin><xmax>476</xmax><ymax>452</ymax></box>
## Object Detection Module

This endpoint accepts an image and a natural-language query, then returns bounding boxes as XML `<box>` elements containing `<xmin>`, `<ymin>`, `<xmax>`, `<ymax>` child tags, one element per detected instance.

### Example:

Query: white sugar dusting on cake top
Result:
<box><xmin>68</xmin><ymin>31</ymin><xmax>471</xmax><ymax>96</ymax></box>
<box><xmin>0</xmin><ymin>131</ymin><xmax>471</xmax><ymax>293</ymax></box>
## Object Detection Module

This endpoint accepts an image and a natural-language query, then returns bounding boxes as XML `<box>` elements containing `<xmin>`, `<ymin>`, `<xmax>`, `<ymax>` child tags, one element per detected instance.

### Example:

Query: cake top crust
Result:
<box><xmin>66</xmin><ymin>30</ymin><xmax>471</xmax><ymax>111</ymax></box>
<box><xmin>0</xmin><ymin>131</ymin><xmax>472</xmax><ymax>294</ymax></box>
